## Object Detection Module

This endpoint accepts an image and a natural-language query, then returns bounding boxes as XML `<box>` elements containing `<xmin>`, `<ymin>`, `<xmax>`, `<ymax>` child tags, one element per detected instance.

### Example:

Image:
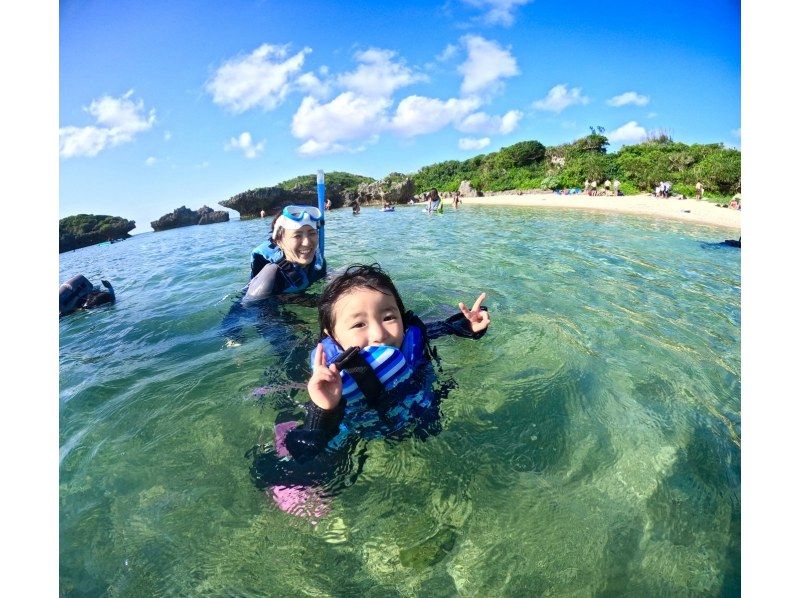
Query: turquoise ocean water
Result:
<box><xmin>59</xmin><ymin>205</ymin><xmax>740</xmax><ymax>596</ymax></box>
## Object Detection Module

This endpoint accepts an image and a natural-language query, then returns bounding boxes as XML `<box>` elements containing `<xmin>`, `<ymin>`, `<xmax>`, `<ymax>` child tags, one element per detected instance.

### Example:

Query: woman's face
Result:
<box><xmin>327</xmin><ymin>287</ymin><xmax>405</xmax><ymax>350</ymax></box>
<box><xmin>276</xmin><ymin>225</ymin><xmax>318</xmax><ymax>265</ymax></box>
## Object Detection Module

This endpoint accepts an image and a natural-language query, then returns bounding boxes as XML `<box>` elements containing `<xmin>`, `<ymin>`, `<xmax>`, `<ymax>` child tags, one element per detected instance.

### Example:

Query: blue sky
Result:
<box><xmin>59</xmin><ymin>0</ymin><xmax>741</xmax><ymax>232</ymax></box>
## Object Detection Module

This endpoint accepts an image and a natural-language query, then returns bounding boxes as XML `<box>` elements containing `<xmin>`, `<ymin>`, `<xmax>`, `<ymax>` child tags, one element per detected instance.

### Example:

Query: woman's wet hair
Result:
<box><xmin>318</xmin><ymin>263</ymin><xmax>407</xmax><ymax>341</ymax></box>
<box><xmin>270</xmin><ymin>210</ymin><xmax>284</xmax><ymax>242</ymax></box>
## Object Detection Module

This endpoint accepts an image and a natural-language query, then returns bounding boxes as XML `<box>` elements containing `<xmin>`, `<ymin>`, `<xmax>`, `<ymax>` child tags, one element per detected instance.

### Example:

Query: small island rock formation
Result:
<box><xmin>150</xmin><ymin>205</ymin><xmax>229</xmax><ymax>232</ymax></box>
<box><xmin>59</xmin><ymin>214</ymin><xmax>136</xmax><ymax>253</ymax></box>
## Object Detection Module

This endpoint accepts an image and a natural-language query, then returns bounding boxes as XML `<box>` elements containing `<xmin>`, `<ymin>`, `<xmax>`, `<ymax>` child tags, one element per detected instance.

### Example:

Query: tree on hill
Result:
<box><xmin>496</xmin><ymin>140</ymin><xmax>546</xmax><ymax>169</ymax></box>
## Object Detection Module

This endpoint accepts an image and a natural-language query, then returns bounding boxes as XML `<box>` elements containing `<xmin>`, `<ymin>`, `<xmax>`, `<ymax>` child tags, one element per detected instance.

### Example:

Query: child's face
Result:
<box><xmin>277</xmin><ymin>225</ymin><xmax>318</xmax><ymax>266</ymax></box>
<box><xmin>328</xmin><ymin>287</ymin><xmax>405</xmax><ymax>349</ymax></box>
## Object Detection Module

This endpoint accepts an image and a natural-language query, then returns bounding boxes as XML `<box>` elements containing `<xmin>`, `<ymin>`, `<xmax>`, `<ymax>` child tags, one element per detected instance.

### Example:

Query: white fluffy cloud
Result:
<box><xmin>290</xmin><ymin>43</ymin><xmax>519</xmax><ymax>154</ymax></box>
<box><xmin>437</xmin><ymin>44</ymin><xmax>458</xmax><ymax>62</ymax></box>
<box><xmin>606</xmin><ymin>91</ymin><xmax>650</xmax><ymax>107</ymax></box>
<box><xmin>607</xmin><ymin>121</ymin><xmax>647</xmax><ymax>143</ymax></box>
<box><xmin>145</xmin><ymin>156</ymin><xmax>157</xmax><ymax>166</ymax></box>
<box><xmin>225</xmin><ymin>131</ymin><xmax>265</xmax><ymax>158</ymax></box>
<box><xmin>458</xmin><ymin>35</ymin><xmax>519</xmax><ymax>96</ymax></box>
<box><xmin>390</xmin><ymin>95</ymin><xmax>482</xmax><ymax>137</ymax></box>
<box><xmin>532</xmin><ymin>84</ymin><xmax>589</xmax><ymax>113</ymax></box>
<box><xmin>59</xmin><ymin>90</ymin><xmax>156</xmax><ymax>158</ymax></box>
<box><xmin>296</xmin><ymin>136</ymin><xmax>378</xmax><ymax>157</ymax></box>
<box><xmin>292</xmin><ymin>92</ymin><xmax>390</xmax><ymax>145</ymax></box>
<box><xmin>459</xmin><ymin>137</ymin><xmax>491</xmax><ymax>150</ymax></box>
<box><xmin>461</xmin><ymin>0</ymin><xmax>533</xmax><ymax>26</ymax></box>
<box><xmin>206</xmin><ymin>43</ymin><xmax>311</xmax><ymax>112</ymax></box>
<box><xmin>294</xmin><ymin>71</ymin><xmax>333</xmax><ymax>99</ymax></box>
<box><xmin>456</xmin><ymin>109</ymin><xmax>522</xmax><ymax>135</ymax></box>
<box><xmin>338</xmin><ymin>48</ymin><xmax>425</xmax><ymax>98</ymax></box>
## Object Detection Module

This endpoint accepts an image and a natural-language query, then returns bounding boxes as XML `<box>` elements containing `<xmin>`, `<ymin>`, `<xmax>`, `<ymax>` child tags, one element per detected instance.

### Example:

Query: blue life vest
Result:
<box><xmin>309</xmin><ymin>324</ymin><xmax>432</xmax><ymax>441</ymax></box>
<box><xmin>310</xmin><ymin>325</ymin><xmax>426</xmax><ymax>404</ymax></box>
<box><xmin>250</xmin><ymin>241</ymin><xmax>314</xmax><ymax>294</ymax></box>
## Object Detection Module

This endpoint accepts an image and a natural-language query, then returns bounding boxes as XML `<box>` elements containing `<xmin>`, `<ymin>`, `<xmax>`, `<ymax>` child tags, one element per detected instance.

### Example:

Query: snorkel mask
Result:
<box><xmin>271</xmin><ymin>205</ymin><xmax>325</xmax><ymax>270</ymax></box>
<box><xmin>271</xmin><ymin>205</ymin><xmax>322</xmax><ymax>241</ymax></box>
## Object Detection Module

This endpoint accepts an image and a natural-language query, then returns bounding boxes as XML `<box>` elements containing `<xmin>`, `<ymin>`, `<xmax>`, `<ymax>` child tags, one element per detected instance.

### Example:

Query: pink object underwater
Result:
<box><xmin>269</xmin><ymin>421</ymin><xmax>331</xmax><ymax>521</ymax></box>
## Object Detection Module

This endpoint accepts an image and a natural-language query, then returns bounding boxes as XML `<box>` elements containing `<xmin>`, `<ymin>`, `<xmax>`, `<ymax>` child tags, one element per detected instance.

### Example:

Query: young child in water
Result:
<box><xmin>249</xmin><ymin>264</ymin><xmax>491</xmax><ymax>515</ymax></box>
<box><xmin>303</xmin><ymin>263</ymin><xmax>489</xmax><ymax>434</ymax></box>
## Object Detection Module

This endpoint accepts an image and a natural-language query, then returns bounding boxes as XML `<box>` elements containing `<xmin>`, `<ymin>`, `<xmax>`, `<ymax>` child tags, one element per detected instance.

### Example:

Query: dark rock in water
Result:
<box><xmin>197</xmin><ymin>205</ymin><xmax>230</xmax><ymax>225</ymax></box>
<box><xmin>220</xmin><ymin>186</ymin><xmax>319</xmax><ymax>219</ymax></box>
<box><xmin>219</xmin><ymin>172</ymin><xmax>376</xmax><ymax>217</ymax></box>
<box><xmin>723</xmin><ymin>238</ymin><xmax>741</xmax><ymax>248</ymax></box>
<box><xmin>151</xmin><ymin>205</ymin><xmax>229</xmax><ymax>231</ymax></box>
<box><xmin>399</xmin><ymin>527</ymin><xmax>457</xmax><ymax>568</ymax></box>
<box><xmin>59</xmin><ymin>214</ymin><xmax>136</xmax><ymax>253</ymax></box>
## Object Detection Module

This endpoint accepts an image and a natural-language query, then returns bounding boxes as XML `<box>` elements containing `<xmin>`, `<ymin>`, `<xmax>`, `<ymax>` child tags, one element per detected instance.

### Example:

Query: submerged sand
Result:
<box><xmin>457</xmin><ymin>193</ymin><xmax>741</xmax><ymax>231</ymax></box>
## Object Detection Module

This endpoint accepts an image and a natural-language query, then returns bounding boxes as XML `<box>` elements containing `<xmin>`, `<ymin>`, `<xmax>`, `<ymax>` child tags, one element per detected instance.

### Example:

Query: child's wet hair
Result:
<box><xmin>318</xmin><ymin>263</ymin><xmax>407</xmax><ymax>341</ymax></box>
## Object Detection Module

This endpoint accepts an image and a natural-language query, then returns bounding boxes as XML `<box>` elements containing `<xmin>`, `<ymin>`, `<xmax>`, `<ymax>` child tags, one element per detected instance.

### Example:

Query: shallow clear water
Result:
<box><xmin>60</xmin><ymin>206</ymin><xmax>740</xmax><ymax>596</ymax></box>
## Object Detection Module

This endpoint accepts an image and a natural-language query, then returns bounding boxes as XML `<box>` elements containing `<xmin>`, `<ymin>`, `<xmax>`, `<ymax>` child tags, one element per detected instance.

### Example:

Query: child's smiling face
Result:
<box><xmin>327</xmin><ymin>286</ymin><xmax>405</xmax><ymax>350</ymax></box>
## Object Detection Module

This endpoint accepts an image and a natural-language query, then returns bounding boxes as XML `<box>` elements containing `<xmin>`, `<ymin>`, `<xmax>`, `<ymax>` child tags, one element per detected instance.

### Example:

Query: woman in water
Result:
<box><xmin>243</xmin><ymin>205</ymin><xmax>327</xmax><ymax>304</ymax></box>
<box><xmin>427</xmin><ymin>188</ymin><xmax>443</xmax><ymax>213</ymax></box>
<box><xmin>249</xmin><ymin>264</ymin><xmax>490</xmax><ymax>516</ymax></box>
<box><xmin>221</xmin><ymin>204</ymin><xmax>326</xmax><ymax>349</ymax></box>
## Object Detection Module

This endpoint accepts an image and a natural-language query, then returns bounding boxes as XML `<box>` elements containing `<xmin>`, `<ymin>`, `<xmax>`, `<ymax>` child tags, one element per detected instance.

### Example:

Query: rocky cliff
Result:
<box><xmin>354</xmin><ymin>176</ymin><xmax>415</xmax><ymax>205</ymax></box>
<box><xmin>150</xmin><ymin>205</ymin><xmax>229</xmax><ymax>232</ymax></box>
<box><xmin>220</xmin><ymin>184</ymin><xmax>362</xmax><ymax>218</ymax></box>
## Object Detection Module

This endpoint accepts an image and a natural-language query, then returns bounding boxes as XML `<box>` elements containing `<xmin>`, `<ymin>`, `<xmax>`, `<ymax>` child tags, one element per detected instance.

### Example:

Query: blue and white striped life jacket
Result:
<box><xmin>310</xmin><ymin>324</ymin><xmax>426</xmax><ymax>405</ymax></box>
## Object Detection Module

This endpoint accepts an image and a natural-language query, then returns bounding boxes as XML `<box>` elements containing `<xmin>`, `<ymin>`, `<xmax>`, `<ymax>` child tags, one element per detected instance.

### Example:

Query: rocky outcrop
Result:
<box><xmin>220</xmin><ymin>186</ymin><xmax>317</xmax><ymax>219</ymax></box>
<box><xmin>150</xmin><ymin>205</ymin><xmax>229</xmax><ymax>232</ymax></box>
<box><xmin>220</xmin><ymin>184</ymin><xmax>356</xmax><ymax>218</ymax></box>
<box><xmin>458</xmin><ymin>180</ymin><xmax>481</xmax><ymax>197</ymax></box>
<box><xmin>197</xmin><ymin>205</ymin><xmax>230</xmax><ymax>225</ymax></box>
<box><xmin>59</xmin><ymin>214</ymin><xmax>136</xmax><ymax>253</ymax></box>
<box><xmin>355</xmin><ymin>177</ymin><xmax>415</xmax><ymax>206</ymax></box>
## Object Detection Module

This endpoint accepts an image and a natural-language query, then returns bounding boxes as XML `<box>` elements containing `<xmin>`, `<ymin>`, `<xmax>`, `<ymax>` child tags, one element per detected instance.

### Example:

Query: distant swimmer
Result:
<box><xmin>59</xmin><ymin>275</ymin><xmax>115</xmax><ymax>316</ymax></box>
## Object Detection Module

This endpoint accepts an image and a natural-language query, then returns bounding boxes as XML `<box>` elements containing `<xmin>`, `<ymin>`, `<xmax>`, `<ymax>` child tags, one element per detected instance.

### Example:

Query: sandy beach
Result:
<box><xmin>458</xmin><ymin>193</ymin><xmax>741</xmax><ymax>231</ymax></box>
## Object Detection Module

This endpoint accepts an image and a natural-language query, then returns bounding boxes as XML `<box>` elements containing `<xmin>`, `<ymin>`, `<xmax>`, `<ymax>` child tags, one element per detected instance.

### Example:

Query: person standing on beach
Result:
<box><xmin>613</xmin><ymin>179</ymin><xmax>620</xmax><ymax>196</ymax></box>
<box><xmin>584</xmin><ymin>179</ymin><xmax>590</xmax><ymax>194</ymax></box>
<box><xmin>604</xmin><ymin>179</ymin><xmax>611</xmax><ymax>195</ymax></box>
<box><xmin>695</xmin><ymin>181</ymin><xmax>703</xmax><ymax>199</ymax></box>
<box><xmin>590</xmin><ymin>180</ymin><xmax>597</xmax><ymax>196</ymax></box>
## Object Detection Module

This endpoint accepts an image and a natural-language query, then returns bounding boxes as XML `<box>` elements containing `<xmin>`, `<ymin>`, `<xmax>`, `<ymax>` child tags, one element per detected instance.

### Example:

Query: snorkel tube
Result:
<box><xmin>316</xmin><ymin>169</ymin><xmax>325</xmax><ymax>271</ymax></box>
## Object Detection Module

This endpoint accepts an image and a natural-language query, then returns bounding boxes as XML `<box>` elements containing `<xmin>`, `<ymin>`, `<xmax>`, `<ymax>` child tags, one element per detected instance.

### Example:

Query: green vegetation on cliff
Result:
<box><xmin>60</xmin><ymin>214</ymin><xmax>135</xmax><ymax>253</ymax></box>
<box><xmin>408</xmin><ymin>132</ymin><xmax>740</xmax><ymax>199</ymax></box>
<box><xmin>277</xmin><ymin>171</ymin><xmax>375</xmax><ymax>192</ymax></box>
<box><xmin>225</xmin><ymin>132</ymin><xmax>739</xmax><ymax>217</ymax></box>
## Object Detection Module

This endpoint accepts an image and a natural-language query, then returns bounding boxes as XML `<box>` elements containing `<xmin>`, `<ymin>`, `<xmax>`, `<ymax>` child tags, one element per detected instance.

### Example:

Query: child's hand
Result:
<box><xmin>458</xmin><ymin>292</ymin><xmax>491</xmax><ymax>333</ymax></box>
<box><xmin>308</xmin><ymin>343</ymin><xmax>342</xmax><ymax>410</ymax></box>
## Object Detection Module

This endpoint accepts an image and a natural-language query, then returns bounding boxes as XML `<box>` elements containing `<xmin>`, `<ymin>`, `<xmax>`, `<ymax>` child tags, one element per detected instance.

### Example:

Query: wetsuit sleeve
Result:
<box><xmin>243</xmin><ymin>263</ymin><xmax>285</xmax><ymax>304</ymax></box>
<box><xmin>423</xmin><ymin>307</ymin><xmax>489</xmax><ymax>340</ymax></box>
<box><xmin>284</xmin><ymin>399</ymin><xmax>345</xmax><ymax>462</ymax></box>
